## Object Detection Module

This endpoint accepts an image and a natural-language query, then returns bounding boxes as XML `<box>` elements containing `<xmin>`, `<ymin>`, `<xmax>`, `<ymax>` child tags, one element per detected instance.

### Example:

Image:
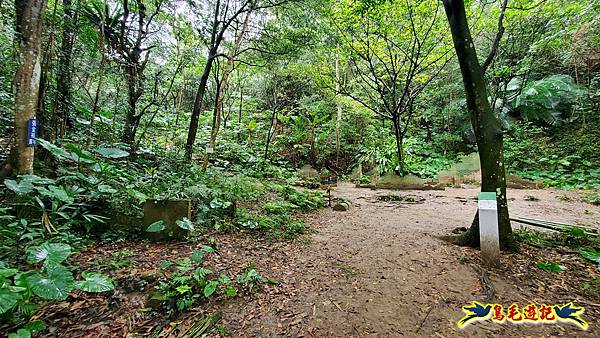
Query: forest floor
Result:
<box><xmin>35</xmin><ymin>183</ymin><xmax>599</xmax><ymax>337</ymax></box>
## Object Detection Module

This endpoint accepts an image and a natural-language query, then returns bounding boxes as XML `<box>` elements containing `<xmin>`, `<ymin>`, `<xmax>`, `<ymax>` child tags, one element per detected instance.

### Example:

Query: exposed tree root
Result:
<box><xmin>472</xmin><ymin>264</ymin><xmax>496</xmax><ymax>302</ymax></box>
<box><xmin>441</xmin><ymin>212</ymin><xmax>518</xmax><ymax>252</ymax></box>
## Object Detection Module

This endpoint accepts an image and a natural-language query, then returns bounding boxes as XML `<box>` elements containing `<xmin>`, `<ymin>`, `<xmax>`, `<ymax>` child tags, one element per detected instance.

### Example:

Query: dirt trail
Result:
<box><xmin>216</xmin><ymin>183</ymin><xmax>599</xmax><ymax>337</ymax></box>
<box><xmin>37</xmin><ymin>184</ymin><xmax>599</xmax><ymax>337</ymax></box>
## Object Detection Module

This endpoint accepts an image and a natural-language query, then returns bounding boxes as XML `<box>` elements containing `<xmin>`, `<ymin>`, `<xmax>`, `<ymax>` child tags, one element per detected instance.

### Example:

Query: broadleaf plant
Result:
<box><xmin>75</xmin><ymin>272</ymin><xmax>115</xmax><ymax>292</ymax></box>
<box><xmin>26</xmin><ymin>243</ymin><xmax>72</xmax><ymax>268</ymax></box>
<box><xmin>146</xmin><ymin>220</ymin><xmax>166</xmax><ymax>232</ymax></box>
<box><xmin>27</xmin><ymin>265</ymin><xmax>75</xmax><ymax>300</ymax></box>
<box><xmin>176</xmin><ymin>217</ymin><xmax>194</xmax><ymax>230</ymax></box>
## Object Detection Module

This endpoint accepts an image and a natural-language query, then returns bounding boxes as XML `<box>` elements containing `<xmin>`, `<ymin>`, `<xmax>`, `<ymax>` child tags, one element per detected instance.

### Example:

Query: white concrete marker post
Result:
<box><xmin>478</xmin><ymin>192</ymin><xmax>501</xmax><ymax>267</ymax></box>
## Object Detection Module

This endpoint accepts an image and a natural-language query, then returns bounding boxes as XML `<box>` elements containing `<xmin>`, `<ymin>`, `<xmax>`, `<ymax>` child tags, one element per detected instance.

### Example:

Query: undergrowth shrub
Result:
<box><xmin>504</xmin><ymin>123</ymin><xmax>600</xmax><ymax>189</ymax></box>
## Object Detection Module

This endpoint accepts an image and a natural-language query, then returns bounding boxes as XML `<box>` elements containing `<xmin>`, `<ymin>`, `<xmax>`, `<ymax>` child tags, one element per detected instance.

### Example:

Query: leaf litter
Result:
<box><xmin>29</xmin><ymin>183</ymin><xmax>600</xmax><ymax>337</ymax></box>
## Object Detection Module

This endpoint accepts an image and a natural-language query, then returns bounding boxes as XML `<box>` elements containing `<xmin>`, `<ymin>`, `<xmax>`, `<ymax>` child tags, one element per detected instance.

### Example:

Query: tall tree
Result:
<box><xmin>82</xmin><ymin>0</ymin><xmax>164</xmax><ymax>151</ymax></box>
<box><xmin>333</xmin><ymin>0</ymin><xmax>452</xmax><ymax>174</ymax></box>
<box><xmin>8</xmin><ymin>0</ymin><xmax>48</xmax><ymax>174</ymax></box>
<box><xmin>184</xmin><ymin>0</ymin><xmax>290</xmax><ymax>160</ymax></box>
<box><xmin>442</xmin><ymin>0</ymin><xmax>515</xmax><ymax>249</ymax></box>
<box><xmin>204</xmin><ymin>1</ymin><xmax>254</xmax><ymax>166</ymax></box>
<box><xmin>35</xmin><ymin>0</ymin><xmax>56</xmax><ymax>141</ymax></box>
<box><xmin>185</xmin><ymin>0</ymin><xmax>251</xmax><ymax>160</ymax></box>
<box><xmin>55</xmin><ymin>0</ymin><xmax>77</xmax><ymax>138</ymax></box>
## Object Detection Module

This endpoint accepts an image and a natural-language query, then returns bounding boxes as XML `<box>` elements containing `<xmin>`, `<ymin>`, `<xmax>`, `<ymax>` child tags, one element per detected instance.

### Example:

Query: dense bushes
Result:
<box><xmin>504</xmin><ymin>123</ymin><xmax>600</xmax><ymax>189</ymax></box>
<box><xmin>1</xmin><ymin>139</ymin><xmax>325</xmax><ymax>335</ymax></box>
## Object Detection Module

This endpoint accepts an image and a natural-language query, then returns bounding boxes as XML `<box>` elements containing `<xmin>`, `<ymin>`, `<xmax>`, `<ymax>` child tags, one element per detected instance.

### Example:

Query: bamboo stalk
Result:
<box><xmin>511</xmin><ymin>217</ymin><xmax>597</xmax><ymax>237</ymax></box>
<box><xmin>518</xmin><ymin>217</ymin><xmax>597</xmax><ymax>232</ymax></box>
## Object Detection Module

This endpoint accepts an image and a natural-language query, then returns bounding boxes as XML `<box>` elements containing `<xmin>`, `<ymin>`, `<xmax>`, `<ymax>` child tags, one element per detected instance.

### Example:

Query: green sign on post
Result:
<box><xmin>478</xmin><ymin>192</ymin><xmax>496</xmax><ymax>200</ymax></box>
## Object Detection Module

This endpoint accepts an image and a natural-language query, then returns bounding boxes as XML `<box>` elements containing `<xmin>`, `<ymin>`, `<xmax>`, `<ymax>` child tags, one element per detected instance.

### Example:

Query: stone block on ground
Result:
<box><xmin>506</xmin><ymin>174</ymin><xmax>543</xmax><ymax>189</ymax></box>
<box><xmin>350</xmin><ymin>164</ymin><xmax>363</xmax><ymax>182</ymax></box>
<box><xmin>143</xmin><ymin>199</ymin><xmax>192</xmax><ymax>241</ymax></box>
<box><xmin>437</xmin><ymin>169</ymin><xmax>542</xmax><ymax>189</ymax></box>
<box><xmin>437</xmin><ymin>153</ymin><xmax>481</xmax><ymax>187</ymax></box>
<box><xmin>376</xmin><ymin>173</ymin><xmax>444</xmax><ymax>190</ymax></box>
<box><xmin>333</xmin><ymin>201</ymin><xmax>350</xmax><ymax>211</ymax></box>
<box><xmin>298</xmin><ymin>164</ymin><xmax>319</xmax><ymax>179</ymax></box>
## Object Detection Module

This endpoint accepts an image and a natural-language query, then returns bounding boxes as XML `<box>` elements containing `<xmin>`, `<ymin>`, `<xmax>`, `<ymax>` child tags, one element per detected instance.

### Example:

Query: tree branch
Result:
<box><xmin>482</xmin><ymin>0</ymin><xmax>508</xmax><ymax>72</ymax></box>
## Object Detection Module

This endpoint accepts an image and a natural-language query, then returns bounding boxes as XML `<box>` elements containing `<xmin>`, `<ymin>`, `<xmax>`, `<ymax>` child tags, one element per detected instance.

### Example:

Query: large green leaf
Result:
<box><xmin>159</xmin><ymin>260</ymin><xmax>173</xmax><ymax>269</ymax></box>
<box><xmin>27</xmin><ymin>265</ymin><xmax>74</xmax><ymax>300</ymax></box>
<box><xmin>4</xmin><ymin>179</ymin><xmax>35</xmax><ymax>194</ymax></box>
<box><xmin>203</xmin><ymin>280</ymin><xmax>218</xmax><ymax>298</ymax></box>
<box><xmin>8</xmin><ymin>329</ymin><xmax>31</xmax><ymax>338</ymax></box>
<box><xmin>13</xmin><ymin>271</ymin><xmax>35</xmax><ymax>290</ymax></box>
<box><xmin>75</xmin><ymin>272</ymin><xmax>114</xmax><ymax>292</ymax></box>
<box><xmin>146</xmin><ymin>220</ymin><xmax>165</xmax><ymax>232</ymax></box>
<box><xmin>176</xmin><ymin>217</ymin><xmax>194</xmax><ymax>230</ymax></box>
<box><xmin>23</xmin><ymin>320</ymin><xmax>46</xmax><ymax>333</ymax></box>
<box><xmin>193</xmin><ymin>267</ymin><xmax>213</xmax><ymax>282</ymax></box>
<box><xmin>37</xmin><ymin>139</ymin><xmax>70</xmax><ymax>159</ymax></box>
<box><xmin>0</xmin><ymin>268</ymin><xmax>19</xmax><ymax>278</ymax></box>
<box><xmin>46</xmin><ymin>185</ymin><xmax>74</xmax><ymax>204</ymax></box>
<box><xmin>98</xmin><ymin>184</ymin><xmax>117</xmax><ymax>194</ymax></box>
<box><xmin>224</xmin><ymin>285</ymin><xmax>237</xmax><ymax>297</ymax></box>
<box><xmin>580</xmin><ymin>248</ymin><xmax>600</xmax><ymax>270</ymax></box>
<box><xmin>26</xmin><ymin>243</ymin><xmax>72</xmax><ymax>267</ymax></box>
<box><xmin>513</xmin><ymin>75</ymin><xmax>582</xmax><ymax>124</ymax></box>
<box><xmin>199</xmin><ymin>245</ymin><xmax>215</xmax><ymax>255</ymax></box>
<box><xmin>65</xmin><ymin>143</ymin><xmax>96</xmax><ymax>163</ymax></box>
<box><xmin>580</xmin><ymin>248</ymin><xmax>600</xmax><ymax>261</ymax></box>
<box><xmin>536</xmin><ymin>261</ymin><xmax>565</xmax><ymax>273</ymax></box>
<box><xmin>0</xmin><ymin>288</ymin><xmax>22</xmax><ymax>314</ymax></box>
<box><xmin>19</xmin><ymin>175</ymin><xmax>55</xmax><ymax>185</ymax></box>
<box><xmin>127</xmin><ymin>189</ymin><xmax>147</xmax><ymax>203</ymax></box>
<box><xmin>191</xmin><ymin>250</ymin><xmax>204</xmax><ymax>264</ymax></box>
<box><xmin>95</xmin><ymin>147</ymin><xmax>129</xmax><ymax>159</ymax></box>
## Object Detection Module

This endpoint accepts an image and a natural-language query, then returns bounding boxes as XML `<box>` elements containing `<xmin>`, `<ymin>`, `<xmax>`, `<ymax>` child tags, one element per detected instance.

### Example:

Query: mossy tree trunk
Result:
<box><xmin>442</xmin><ymin>0</ymin><xmax>515</xmax><ymax>250</ymax></box>
<box><xmin>9</xmin><ymin>0</ymin><xmax>48</xmax><ymax>175</ymax></box>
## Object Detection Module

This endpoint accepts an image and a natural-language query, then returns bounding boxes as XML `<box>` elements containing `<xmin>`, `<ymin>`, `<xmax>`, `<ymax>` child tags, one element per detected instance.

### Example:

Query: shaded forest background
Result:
<box><xmin>0</xmin><ymin>0</ymin><xmax>598</xmax><ymax>186</ymax></box>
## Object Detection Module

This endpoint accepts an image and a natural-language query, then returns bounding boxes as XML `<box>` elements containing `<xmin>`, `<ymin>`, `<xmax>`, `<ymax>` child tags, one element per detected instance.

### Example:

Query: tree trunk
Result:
<box><xmin>87</xmin><ymin>53</ymin><xmax>106</xmax><ymax>147</ymax></box>
<box><xmin>174</xmin><ymin>78</ymin><xmax>186</xmax><ymax>127</ymax></box>
<box><xmin>203</xmin><ymin>88</ymin><xmax>221</xmax><ymax>167</ymax></box>
<box><xmin>264</xmin><ymin>109</ymin><xmax>277</xmax><ymax>160</ymax></box>
<box><xmin>392</xmin><ymin>116</ymin><xmax>404</xmax><ymax>175</ymax></box>
<box><xmin>335</xmin><ymin>45</ymin><xmax>342</xmax><ymax>166</ymax></box>
<box><xmin>36</xmin><ymin>0</ymin><xmax>57</xmax><ymax>141</ymax></box>
<box><xmin>443</xmin><ymin>0</ymin><xmax>515</xmax><ymax>250</ymax></box>
<box><xmin>9</xmin><ymin>0</ymin><xmax>48</xmax><ymax>175</ymax></box>
<box><xmin>205</xmin><ymin>6</ymin><xmax>252</xmax><ymax>166</ymax></box>
<box><xmin>122</xmin><ymin>64</ymin><xmax>142</xmax><ymax>150</ymax></box>
<box><xmin>56</xmin><ymin>0</ymin><xmax>76</xmax><ymax>138</ymax></box>
<box><xmin>264</xmin><ymin>89</ymin><xmax>277</xmax><ymax>160</ymax></box>
<box><xmin>122</xmin><ymin>105</ymin><xmax>141</xmax><ymax>150</ymax></box>
<box><xmin>237</xmin><ymin>81</ymin><xmax>243</xmax><ymax>142</ymax></box>
<box><xmin>185</xmin><ymin>51</ymin><xmax>216</xmax><ymax>160</ymax></box>
<box><xmin>309</xmin><ymin>123</ymin><xmax>315</xmax><ymax>156</ymax></box>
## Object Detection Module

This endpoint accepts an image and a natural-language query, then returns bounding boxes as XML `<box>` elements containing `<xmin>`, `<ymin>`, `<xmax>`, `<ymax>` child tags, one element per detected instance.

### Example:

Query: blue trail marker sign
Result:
<box><xmin>27</xmin><ymin>118</ymin><xmax>38</xmax><ymax>147</ymax></box>
<box><xmin>320</xmin><ymin>175</ymin><xmax>337</xmax><ymax>207</ymax></box>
